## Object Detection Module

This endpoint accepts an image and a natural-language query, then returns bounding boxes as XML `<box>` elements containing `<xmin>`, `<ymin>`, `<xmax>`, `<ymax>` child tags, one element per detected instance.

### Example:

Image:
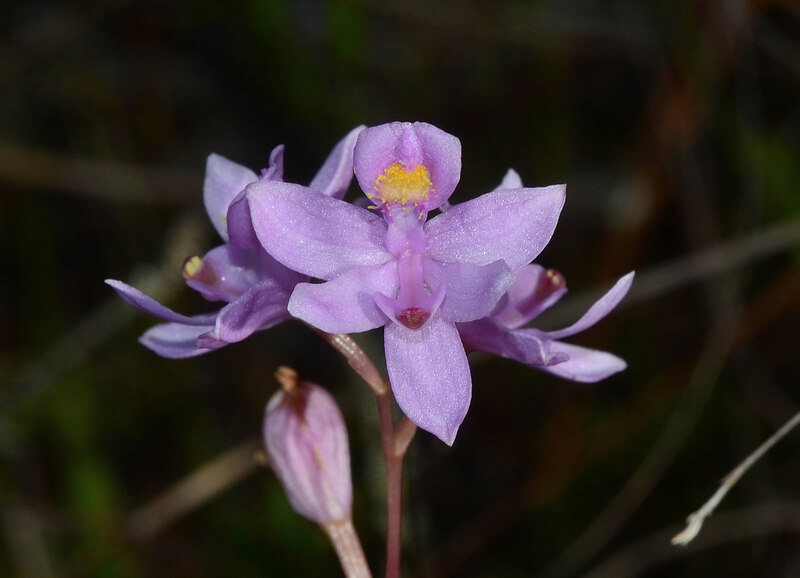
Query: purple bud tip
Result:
<box><xmin>275</xmin><ymin>365</ymin><xmax>300</xmax><ymax>393</ymax></box>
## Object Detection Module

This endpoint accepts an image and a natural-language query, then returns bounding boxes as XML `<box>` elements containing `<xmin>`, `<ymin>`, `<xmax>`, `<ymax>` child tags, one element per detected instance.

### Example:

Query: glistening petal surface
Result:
<box><xmin>458</xmin><ymin>319</ymin><xmax>528</xmax><ymax>361</ymax></box>
<box><xmin>424</xmin><ymin>259</ymin><xmax>515</xmax><ymax>322</ymax></box>
<box><xmin>226</xmin><ymin>145</ymin><xmax>285</xmax><ymax>251</ymax></box>
<box><xmin>425</xmin><ymin>185</ymin><xmax>566</xmax><ymax>269</ymax></box>
<box><xmin>105</xmin><ymin>280</ymin><xmax>217</xmax><ymax>325</ymax></box>
<box><xmin>385</xmin><ymin>315</ymin><xmax>471</xmax><ymax>445</ymax></box>
<box><xmin>247</xmin><ymin>181</ymin><xmax>389</xmax><ymax>280</ymax></box>
<box><xmin>226</xmin><ymin>190</ymin><xmax>260</xmax><ymax>251</ymax></box>
<box><xmin>539</xmin><ymin>342</ymin><xmax>627</xmax><ymax>382</ymax></box>
<box><xmin>308</xmin><ymin>125</ymin><xmax>365</xmax><ymax>199</ymax></box>
<box><xmin>139</xmin><ymin>322</ymin><xmax>215</xmax><ymax>358</ymax></box>
<box><xmin>203</xmin><ymin>154</ymin><xmax>257</xmax><ymax>240</ymax></box>
<box><xmin>288</xmin><ymin>262</ymin><xmax>398</xmax><ymax>334</ymax></box>
<box><xmin>198</xmin><ymin>280</ymin><xmax>292</xmax><ymax>347</ymax></box>
<box><xmin>535</xmin><ymin>272</ymin><xmax>634</xmax><ymax>340</ymax></box>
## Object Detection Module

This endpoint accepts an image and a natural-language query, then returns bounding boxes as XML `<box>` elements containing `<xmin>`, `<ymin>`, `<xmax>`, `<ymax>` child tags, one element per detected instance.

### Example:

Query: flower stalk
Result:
<box><xmin>318</xmin><ymin>332</ymin><xmax>416</xmax><ymax>578</ymax></box>
<box><xmin>323</xmin><ymin>519</ymin><xmax>373</xmax><ymax>578</ymax></box>
<box><xmin>376</xmin><ymin>394</ymin><xmax>415</xmax><ymax>578</ymax></box>
<box><xmin>316</xmin><ymin>331</ymin><xmax>387</xmax><ymax>396</ymax></box>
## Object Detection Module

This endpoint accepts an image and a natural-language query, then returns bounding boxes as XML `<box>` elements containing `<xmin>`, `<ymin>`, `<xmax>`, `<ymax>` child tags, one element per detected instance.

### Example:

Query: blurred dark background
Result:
<box><xmin>2</xmin><ymin>0</ymin><xmax>800</xmax><ymax>576</ymax></box>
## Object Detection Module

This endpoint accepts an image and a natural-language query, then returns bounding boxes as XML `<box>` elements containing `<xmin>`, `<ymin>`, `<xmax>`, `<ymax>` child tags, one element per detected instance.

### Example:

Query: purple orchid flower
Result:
<box><xmin>246</xmin><ymin>121</ymin><xmax>566</xmax><ymax>444</ymax></box>
<box><xmin>459</xmin><ymin>265</ymin><xmax>634</xmax><ymax>382</ymax></box>
<box><xmin>455</xmin><ymin>168</ymin><xmax>633</xmax><ymax>381</ymax></box>
<box><xmin>106</xmin><ymin>126</ymin><xmax>364</xmax><ymax>358</ymax></box>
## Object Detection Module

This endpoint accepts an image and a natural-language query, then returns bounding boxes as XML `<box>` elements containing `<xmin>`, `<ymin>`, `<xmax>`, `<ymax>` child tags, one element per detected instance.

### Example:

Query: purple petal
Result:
<box><xmin>458</xmin><ymin>318</ymin><xmax>534</xmax><ymax>362</ymax></box>
<box><xmin>185</xmin><ymin>244</ymin><xmax>271</xmax><ymax>302</ymax></box>
<box><xmin>196</xmin><ymin>280</ymin><xmax>292</xmax><ymax>348</ymax></box>
<box><xmin>203</xmin><ymin>154</ymin><xmax>258</xmax><ymax>241</ymax></box>
<box><xmin>538</xmin><ymin>341</ymin><xmax>627</xmax><ymax>382</ymax></box>
<box><xmin>460</xmin><ymin>321</ymin><xmax>625</xmax><ymax>382</ymax></box>
<box><xmin>424</xmin><ymin>258</ymin><xmax>515</xmax><ymax>322</ymax></box>
<box><xmin>288</xmin><ymin>262</ymin><xmax>398</xmax><ymax>334</ymax></box>
<box><xmin>308</xmin><ymin>126</ymin><xmax>365</xmax><ymax>199</ymax></box>
<box><xmin>535</xmin><ymin>272</ymin><xmax>634</xmax><ymax>340</ymax></box>
<box><xmin>247</xmin><ymin>180</ymin><xmax>390</xmax><ymax>279</ymax></box>
<box><xmin>226</xmin><ymin>190</ymin><xmax>260</xmax><ymax>251</ymax></box>
<box><xmin>425</xmin><ymin>185</ymin><xmax>566</xmax><ymax>269</ymax></box>
<box><xmin>460</xmin><ymin>319</ymin><xmax>570</xmax><ymax>368</ymax></box>
<box><xmin>385</xmin><ymin>315</ymin><xmax>471</xmax><ymax>445</ymax></box>
<box><xmin>354</xmin><ymin>122</ymin><xmax>461</xmax><ymax>211</ymax></box>
<box><xmin>226</xmin><ymin>146</ymin><xmax>288</xmax><ymax>251</ymax></box>
<box><xmin>139</xmin><ymin>322</ymin><xmax>217</xmax><ymax>358</ymax></box>
<box><xmin>106</xmin><ymin>279</ymin><xmax>217</xmax><ymax>325</ymax></box>
<box><xmin>495</xmin><ymin>168</ymin><xmax>522</xmax><ymax>190</ymax></box>
<box><xmin>491</xmin><ymin>264</ymin><xmax>568</xmax><ymax>329</ymax></box>
<box><xmin>511</xmin><ymin>331</ymin><xmax>570</xmax><ymax>367</ymax></box>
<box><xmin>262</xmin><ymin>145</ymin><xmax>285</xmax><ymax>182</ymax></box>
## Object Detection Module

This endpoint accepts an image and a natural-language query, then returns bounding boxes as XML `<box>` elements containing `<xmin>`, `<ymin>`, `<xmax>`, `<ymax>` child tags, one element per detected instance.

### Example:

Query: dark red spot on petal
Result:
<box><xmin>397</xmin><ymin>307</ymin><xmax>429</xmax><ymax>330</ymax></box>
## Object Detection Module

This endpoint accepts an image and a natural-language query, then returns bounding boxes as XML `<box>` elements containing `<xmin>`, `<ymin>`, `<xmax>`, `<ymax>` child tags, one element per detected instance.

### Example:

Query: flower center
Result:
<box><xmin>371</xmin><ymin>163</ymin><xmax>433</xmax><ymax>213</ymax></box>
<box><xmin>373</xmin><ymin>252</ymin><xmax>445</xmax><ymax>331</ymax></box>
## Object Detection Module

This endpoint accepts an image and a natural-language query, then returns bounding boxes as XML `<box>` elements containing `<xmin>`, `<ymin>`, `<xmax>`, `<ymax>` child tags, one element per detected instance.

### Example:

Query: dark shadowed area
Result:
<box><xmin>2</xmin><ymin>0</ymin><xmax>800</xmax><ymax>576</ymax></box>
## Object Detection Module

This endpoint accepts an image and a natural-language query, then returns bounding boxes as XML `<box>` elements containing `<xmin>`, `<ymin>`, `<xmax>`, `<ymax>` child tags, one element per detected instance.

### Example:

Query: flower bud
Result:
<box><xmin>263</xmin><ymin>367</ymin><xmax>352</xmax><ymax>524</ymax></box>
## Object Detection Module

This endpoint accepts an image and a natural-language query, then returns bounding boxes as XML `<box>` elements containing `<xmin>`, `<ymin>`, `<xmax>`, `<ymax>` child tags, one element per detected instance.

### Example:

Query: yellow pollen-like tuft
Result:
<box><xmin>182</xmin><ymin>255</ymin><xmax>203</xmax><ymax>280</ymax></box>
<box><xmin>371</xmin><ymin>163</ymin><xmax>433</xmax><ymax>210</ymax></box>
<box><xmin>546</xmin><ymin>269</ymin><xmax>564</xmax><ymax>286</ymax></box>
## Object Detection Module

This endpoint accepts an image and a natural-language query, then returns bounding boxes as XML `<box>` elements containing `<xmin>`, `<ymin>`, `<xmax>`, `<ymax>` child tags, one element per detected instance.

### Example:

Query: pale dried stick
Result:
<box><xmin>672</xmin><ymin>409</ymin><xmax>800</xmax><ymax>545</ymax></box>
<box><xmin>125</xmin><ymin>439</ymin><xmax>260</xmax><ymax>539</ymax></box>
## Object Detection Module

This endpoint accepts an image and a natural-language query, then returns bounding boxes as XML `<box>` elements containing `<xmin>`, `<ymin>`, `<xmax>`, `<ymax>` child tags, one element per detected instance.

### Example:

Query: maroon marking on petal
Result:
<box><xmin>397</xmin><ymin>307</ymin><xmax>429</xmax><ymax>330</ymax></box>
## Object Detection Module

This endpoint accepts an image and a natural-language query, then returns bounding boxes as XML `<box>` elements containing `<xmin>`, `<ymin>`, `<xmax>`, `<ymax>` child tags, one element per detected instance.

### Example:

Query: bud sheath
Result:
<box><xmin>263</xmin><ymin>369</ymin><xmax>352</xmax><ymax>524</ymax></box>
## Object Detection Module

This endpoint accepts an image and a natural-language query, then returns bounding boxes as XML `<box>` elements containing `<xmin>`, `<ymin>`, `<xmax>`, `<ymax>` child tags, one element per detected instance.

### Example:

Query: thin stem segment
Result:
<box><xmin>323</xmin><ymin>519</ymin><xmax>373</xmax><ymax>578</ymax></box>
<box><xmin>672</xmin><ymin>409</ymin><xmax>800</xmax><ymax>546</ymax></box>
<box><xmin>318</xmin><ymin>331</ymin><xmax>417</xmax><ymax>578</ymax></box>
<box><xmin>316</xmin><ymin>331</ymin><xmax>387</xmax><ymax>396</ymax></box>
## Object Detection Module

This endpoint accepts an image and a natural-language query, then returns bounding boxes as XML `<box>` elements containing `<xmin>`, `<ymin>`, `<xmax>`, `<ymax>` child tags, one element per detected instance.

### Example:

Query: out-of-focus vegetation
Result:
<box><xmin>2</xmin><ymin>1</ymin><xmax>800</xmax><ymax>576</ymax></box>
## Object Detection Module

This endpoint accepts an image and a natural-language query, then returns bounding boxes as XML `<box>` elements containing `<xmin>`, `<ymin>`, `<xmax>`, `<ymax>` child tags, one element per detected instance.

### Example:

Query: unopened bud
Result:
<box><xmin>263</xmin><ymin>367</ymin><xmax>352</xmax><ymax>524</ymax></box>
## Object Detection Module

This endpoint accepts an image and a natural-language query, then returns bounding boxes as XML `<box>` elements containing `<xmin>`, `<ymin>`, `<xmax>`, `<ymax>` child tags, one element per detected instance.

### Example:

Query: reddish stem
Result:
<box><xmin>317</xmin><ymin>331</ymin><xmax>417</xmax><ymax>578</ymax></box>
